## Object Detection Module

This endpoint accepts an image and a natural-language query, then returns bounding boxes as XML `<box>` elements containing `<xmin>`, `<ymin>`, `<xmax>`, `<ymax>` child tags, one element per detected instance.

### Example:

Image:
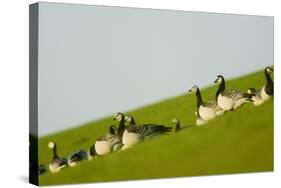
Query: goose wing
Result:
<box><xmin>221</xmin><ymin>89</ymin><xmax>247</xmax><ymax>100</ymax></box>
<box><xmin>68</xmin><ymin>150</ymin><xmax>88</xmax><ymax>161</ymax></box>
<box><xmin>203</xmin><ymin>101</ymin><xmax>218</xmax><ymax>109</ymax></box>
<box><xmin>97</xmin><ymin>134</ymin><xmax>122</xmax><ymax>146</ymax></box>
<box><xmin>127</xmin><ymin>124</ymin><xmax>172</xmax><ymax>137</ymax></box>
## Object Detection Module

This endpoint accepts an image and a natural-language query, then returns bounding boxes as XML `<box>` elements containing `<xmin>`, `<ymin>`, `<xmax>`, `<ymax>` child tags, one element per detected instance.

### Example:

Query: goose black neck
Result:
<box><xmin>117</xmin><ymin>117</ymin><xmax>125</xmax><ymax>136</ymax></box>
<box><xmin>130</xmin><ymin>118</ymin><xmax>136</xmax><ymax>126</ymax></box>
<box><xmin>264</xmin><ymin>70</ymin><xmax>273</xmax><ymax>95</ymax></box>
<box><xmin>195</xmin><ymin>89</ymin><xmax>203</xmax><ymax>109</ymax></box>
<box><xmin>216</xmin><ymin>79</ymin><xmax>225</xmax><ymax>100</ymax></box>
<box><xmin>52</xmin><ymin>145</ymin><xmax>58</xmax><ymax>159</ymax></box>
<box><xmin>89</xmin><ymin>146</ymin><xmax>96</xmax><ymax>157</ymax></box>
<box><xmin>109</xmin><ymin>126</ymin><xmax>116</xmax><ymax>135</ymax></box>
<box><xmin>175</xmin><ymin>122</ymin><xmax>180</xmax><ymax>131</ymax></box>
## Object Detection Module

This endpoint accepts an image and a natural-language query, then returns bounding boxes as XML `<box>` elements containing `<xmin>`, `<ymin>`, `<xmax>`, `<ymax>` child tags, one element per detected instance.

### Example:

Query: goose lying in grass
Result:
<box><xmin>67</xmin><ymin>150</ymin><xmax>88</xmax><ymax>167</ymax></box>
<box><xmin>119</xmin><ymin>114</ymin><xmax>172</xmax><ymax>149</ymax></box>
<box><xmin>214</xmin><ymin>75</ymin><xmax>251</xmax><ymax>111</ymax></box>
<box><xmin>171</xmin><ymin>118</ymin><xmax>181</xmax><ymax>132</ymax></box>
<box><xmin>189</xmin><ymin>85</ymin><xmax>224</xmax><ymax>121</ymax></box>
<box><xmin>48</xmin><ymin>141</ymin><xmax>67</xmax><ymax>173</ymax></box>
<box><xmin>247</xmin><ymin>67</ymin><xmax>273</xmax><ymax>106</ymax></box>
<box><xmin>94</xmin><ymin>125</ymin><xmax>123</xmax><ymax>156</ymax></box>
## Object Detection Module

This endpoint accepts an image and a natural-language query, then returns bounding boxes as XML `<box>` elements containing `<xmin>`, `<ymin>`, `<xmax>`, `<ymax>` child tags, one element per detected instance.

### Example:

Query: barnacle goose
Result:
<box><xmin>121</xmin><ymin>115</ymin><xmax>172</xmax><ymax>148</ymax></box>
<box><xmin>171</xmin><ymin>118</ymin><xmax>181</xmax><ymax>132</ymax></box>
<box><xmin>94</xmin><ymin>125</ymin><xmax>123</xmax><ymax>156</ymax></box>
<box><xmin>67</xmin><ymin>150</ymin><xmax>88</xmax><ymax>167</ymax></box>
<box><xmin>247</xmin><ymin>67</ymin><xmax>273</xmax><ymax>106</ymax></box>
<box><xmin>189</xmin><ymin>85</ymin><xmax>224</xmax><ymax>121</ymax></box>
<box><xmin>214</xmin><ymin>75</ymin><xmax>251</xmax><ymax>111</ymax></box>
<box><xmin>48</xmin><ymin>141</ymin><xmax>67</xmax><ymax>173</ymax></box>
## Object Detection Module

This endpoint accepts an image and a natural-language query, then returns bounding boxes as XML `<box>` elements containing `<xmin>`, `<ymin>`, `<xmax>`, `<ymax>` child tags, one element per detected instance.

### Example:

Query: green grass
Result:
<box><xmin>38</xmin><ymin>69</ymin><xmax>273</xmax><ymax>186</ymax></box>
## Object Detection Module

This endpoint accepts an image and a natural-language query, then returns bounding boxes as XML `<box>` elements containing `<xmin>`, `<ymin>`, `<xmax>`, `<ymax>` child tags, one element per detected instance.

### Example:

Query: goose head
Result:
<box><xmin>265</xmin><ymin>67</ymin><xmax>273</xmax><ymax>74</ymax></box>
<box><xmin>247</xmin><ymin>88</ymin><xmax>256</xmax><ymax>95</ymax></box>
<box><xmin>171</xmin><ymin>118</ymin><xmax>179</xmax><ymax>124</ymax></box>
<box><xmin>124</xmin><ymin>115</ymin><xmax>135</xmax><ymax>125</ymax></box>
<box><xmin>214</xmin><ymin>75</ymin><xmax>224</xmax><ymax>84</ymax></box>
<box><xmin>188</xmin><ymin>85</ymin><xmax>199</xmax><ymax>93</ymax></box>
<box><xmin>48</xmin><ymin>141</ymin><xmax>56</xmax><ymax>149</ymax></box>
<box><xmin>113</xmin><ymin>112</ymin><xmax>124</xmax><ymax>122</ymax></box>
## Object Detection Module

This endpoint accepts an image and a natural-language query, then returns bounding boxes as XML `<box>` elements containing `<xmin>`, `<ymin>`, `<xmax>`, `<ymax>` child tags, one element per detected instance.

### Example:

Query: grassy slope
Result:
<box><xmin>38</xmin><ymin>70</ymin><xmax>273</xmax><ymax>186</ymax></box>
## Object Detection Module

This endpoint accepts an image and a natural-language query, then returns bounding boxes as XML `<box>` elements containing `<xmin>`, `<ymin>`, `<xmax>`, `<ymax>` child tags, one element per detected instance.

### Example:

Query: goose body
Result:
<box><xmin>67</xmin><ymin>150</ymin><xmax>88</xmax><ymax>167</ymax></box>
<box><xmin>260</xmin><ymin>86</ymin><xmax>272</xmax><ymax>101</ymax></box>
<box><xmin>196</xmin><ymin>117</ymin><xmax>208</xmax><ymax>126</ymax></box>
<box><xmin>189</xmin><ymin>85</ymin><xmax>224</xmax><ymax>121</ymax></box>
<box><xmin>198</xmin><ymin>102</ymin><xmax>222</xmax><ymax>120</ymax></box>
<box><xmin>48</xmin><ymin>142</ymin><xmax>67</xmax><ymax>173</ymax></box>
<box><xmin>122</xmin><ymin>115</ymin><xmax>172</xmax><ymax>148</ymax></box>
<box><xmin>122</xmin><ymin>129</ymin><xmax>142</xmax><ymax>146</ymax></box>
<box><xmin>214</xmin><ymin>75</ymin><xmax>250</xmax><ymax>111</ymax></box>
<box><xmin>94</xmin><ymin>125</ymin><xmax>122</xmax><ymax>155</ymax></box>
<box><xmin>194</xmin><ymin>111</ymin><xmax>208</xmax><ymax>126</ymax></box>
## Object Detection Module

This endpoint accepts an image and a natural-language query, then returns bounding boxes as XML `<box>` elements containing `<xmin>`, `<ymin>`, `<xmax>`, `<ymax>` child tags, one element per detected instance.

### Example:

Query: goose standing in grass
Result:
<box><xmin>247</xmin><ymin>67</ymin><xmax>273</xmax><ymax>106</ymax></box>
<box><xmin>48</xmin><ymin>141</ymin><xmax>67</xmax><ymax>173</ymax></box>
<box><xmin>94</xmin><ymin>125</ymin><xmax>122</xmax><ymax>156</ymax></box>
<box><xmin>214</xmin><ymin>75</ymin><xmax>251</xmax><ymax>111</ymax></box>
<box><xmin>67</xmin><ymin>150</ymin><xmax>88</xmax><ymax>167</ymax></box>
<box><xmin>120</xmin><ymin>114</ymin><xmax>172</xmax><ymax>149</ymax></box>
<box><xmin>188</xmin><ymin>85</ymin><xmax>224</xmax><ymax>121</ymax></box>
<box><xmin>171</xmin><ymin>118</ymin><xmax>181</xmax><ymax>132</ymax></box>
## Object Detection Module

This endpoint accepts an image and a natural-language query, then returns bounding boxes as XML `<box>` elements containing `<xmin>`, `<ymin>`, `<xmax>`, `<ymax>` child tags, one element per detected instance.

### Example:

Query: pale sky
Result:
<box><xmin>36</xmin><ymin>2</ymin><xmax>273</xmax><ymax>137</ymax></box>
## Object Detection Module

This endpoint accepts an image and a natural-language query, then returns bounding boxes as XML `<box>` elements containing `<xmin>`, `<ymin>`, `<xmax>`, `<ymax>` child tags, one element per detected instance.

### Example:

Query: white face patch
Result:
<box><xmin>116</xmin><ymin>115</ymin><xmax>122</xmax><ymax>121</ymax></box>
<box><xmin>189</xmin><ymin>86</ymin><xmax>197</xmax><ymax>93</ymax></box>
<box><xmin>48</xmin><ymin>142</ymin><xmax>55</xmax><ymax>149</ymax></box>
<box><xmin>127</xmin><ymin>117</ymin><xmax>132</xmax><ymax>122</ymax></box>
<box><xmin>172</xmin><ymin>118</ymin><xmax>178</xmax><ymax>123</ymax></box>
<box><xmin>266</xmin><ymin>68</ymin><xmax>273</xmax><ymax>73</ymax></box>
<box><xmin>217</xmin><ymin>77</ymin><xmax>222</xmax><ymax>83</ymax></box>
